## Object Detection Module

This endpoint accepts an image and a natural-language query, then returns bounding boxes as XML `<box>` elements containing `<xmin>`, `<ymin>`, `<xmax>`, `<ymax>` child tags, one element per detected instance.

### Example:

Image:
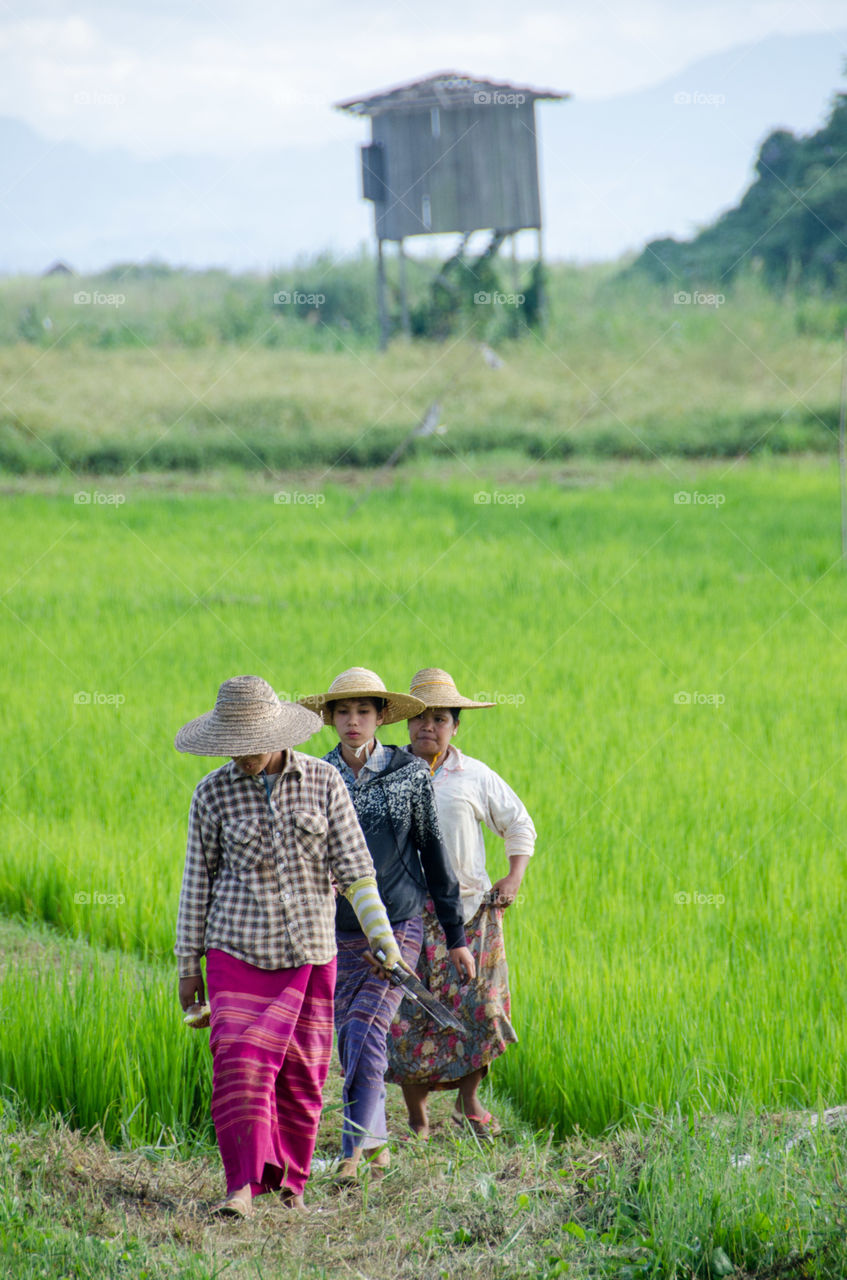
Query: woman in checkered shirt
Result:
<box><xmin>174</xmin><ymin>676</ymin><xmax>405</xmax><ymax>1218</ymax></box>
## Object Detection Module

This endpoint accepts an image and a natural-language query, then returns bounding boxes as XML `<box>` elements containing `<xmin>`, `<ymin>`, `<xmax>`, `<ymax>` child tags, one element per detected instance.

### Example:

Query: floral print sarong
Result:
<box><xmin>385</xmin><ymin>897</ymin><xmax>517</xmax><ymax>1087</ymax></box>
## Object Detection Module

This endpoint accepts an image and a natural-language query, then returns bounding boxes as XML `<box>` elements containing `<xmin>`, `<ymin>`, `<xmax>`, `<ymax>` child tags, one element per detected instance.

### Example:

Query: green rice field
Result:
<box><xmin>1</xmin><ymin>458</ymin><xmax>846</xmax><ymax>1147</ymax></box>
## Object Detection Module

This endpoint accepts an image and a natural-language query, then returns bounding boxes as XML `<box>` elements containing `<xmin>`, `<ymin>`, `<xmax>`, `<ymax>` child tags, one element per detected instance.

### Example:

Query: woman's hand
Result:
<box><xmin>449</xmin><ymin>946</ymin><xmax>476</xmax><ymax>981</ymax></box>
<box><xmin>363</xmin><ymin>948</ymin><xmax>415</xmax><ymax>983</ymax></box>
<box><xmin>179</xmin><ymin>974</ymin><xmax>205</xmax><ymax>1011</ymax></box>
<box><xmin>488</xmin><ymin>871</ymin><xmax>525</xmax><ymax>908</ymax></box>
<box><xmin>179</xmin><ymin>974</ymin><xmax>210</xmax><ymax>1028</ymax></box>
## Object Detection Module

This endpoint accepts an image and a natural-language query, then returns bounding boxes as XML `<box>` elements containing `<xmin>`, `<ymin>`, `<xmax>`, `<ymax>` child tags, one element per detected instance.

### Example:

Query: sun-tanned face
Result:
<box><xmin>407</xmin><ymin>707</ymin><xmax>457</xmax><ymax>764</ymax></box>
<box><xmin>232</xmin><ymin>751</ymin><xmax>277</xmax><ymax>775</ymax></box>
<box><xmin>331</xmin><ymin>698</ymin><xmax>385</xmax><ymax>753</ymax></box>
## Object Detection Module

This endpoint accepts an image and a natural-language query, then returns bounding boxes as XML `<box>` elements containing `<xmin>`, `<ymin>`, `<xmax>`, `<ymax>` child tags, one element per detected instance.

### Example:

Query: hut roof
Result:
<box><xmin>335</xmin><ymin>71</ymin><xmax>568</xmax><ymax>116</ymax></box>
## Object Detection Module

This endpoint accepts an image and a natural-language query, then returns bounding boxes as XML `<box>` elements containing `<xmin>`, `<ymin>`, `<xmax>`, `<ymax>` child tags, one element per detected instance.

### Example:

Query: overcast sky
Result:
<box><xmin>1</xmin><ymin>0</ymin><xmax>846</xmax><ymax>157</ymax></box>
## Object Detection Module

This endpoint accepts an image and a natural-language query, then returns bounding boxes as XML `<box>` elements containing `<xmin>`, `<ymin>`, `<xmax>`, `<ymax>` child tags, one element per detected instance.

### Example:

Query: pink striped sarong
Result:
<box><xmin>206</xmin><ymin>948</ymin><xmax>336</xmax><ymax>1198</ymax></box>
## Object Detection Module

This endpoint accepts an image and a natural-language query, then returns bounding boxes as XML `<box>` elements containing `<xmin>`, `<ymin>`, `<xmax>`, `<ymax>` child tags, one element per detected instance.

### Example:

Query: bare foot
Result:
<box><xmin>364</xmin><ymin>1145</ymin><xmax>390</xmax><ymax>1172</ymax></box>
<box><xmin>210</xmin><ymin>1185</ymin><xmax>252</xmax><ymax>1218</ymax></box>
<box><xmin>334</xmin><ymin>1154</ymin><xmax>361</xmax><ymax>1183</ymax></box>
<box><xmin>454</xmin><ymin>1099</ymin><xmax>490</xmax><ymax>1121</ymax></box>
<box><xmin>278</xmin><ymin>1190</ymin><xmax>308</xmax><ymax>1211</ymax></box>
<box><xmin>401</xmin><ymin>1082</ymin><xmax>430</xmax><ymax>1139</ymax></box>
<box><xmin>450</xmin><ymin>1106</ymin><xmax>501</xmax><ymax>1137</ymax></box>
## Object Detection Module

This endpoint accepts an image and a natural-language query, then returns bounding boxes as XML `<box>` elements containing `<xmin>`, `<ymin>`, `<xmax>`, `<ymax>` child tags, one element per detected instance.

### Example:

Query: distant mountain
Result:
<box><xmin>542</xmin><ymin>30</ymin><xmax>847</xmax><ymax>259</ymax></box>
<box><xmin>627</xmin><ymin>90</ymin><xmax>847</xmax><ymax>288</ymax></box>
<box><xmin>0</xmin><ymin>30</ymin><xmax>845</xmax><ymax>272</ymax></box>
<box><xmin>0</xmin><ymin>117</ymin><xmax>361</xmax><ymax>272</ymax></box>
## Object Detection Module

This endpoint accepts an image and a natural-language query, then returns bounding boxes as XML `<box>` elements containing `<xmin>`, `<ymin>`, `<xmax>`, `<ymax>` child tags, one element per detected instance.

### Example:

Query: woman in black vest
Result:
<box><xmin>300</xmin><ymin>668</ymin><xmax>474</xmax><ymax>1179</ymax></box>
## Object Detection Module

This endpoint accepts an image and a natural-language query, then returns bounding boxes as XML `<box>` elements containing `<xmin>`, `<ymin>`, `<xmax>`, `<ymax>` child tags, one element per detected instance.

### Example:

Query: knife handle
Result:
<box><xmin>374</xmin><ymin>948</ymin><xmax>403</xmax><ymax>984</ymax></box>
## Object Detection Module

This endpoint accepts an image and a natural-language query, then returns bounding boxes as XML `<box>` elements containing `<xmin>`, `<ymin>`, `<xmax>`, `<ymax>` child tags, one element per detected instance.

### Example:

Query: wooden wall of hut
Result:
<box><xmin>370</xmin><ymin>101</ymin><xmax>542</xmax><ymax>241</ymax></box>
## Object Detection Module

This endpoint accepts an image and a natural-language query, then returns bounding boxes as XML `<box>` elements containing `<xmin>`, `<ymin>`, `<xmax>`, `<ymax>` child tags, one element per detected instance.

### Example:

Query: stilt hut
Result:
<box><xmin>335</xmin><ymin>72</ymin><xmax>568</xmax><ymax>347</ymax></box>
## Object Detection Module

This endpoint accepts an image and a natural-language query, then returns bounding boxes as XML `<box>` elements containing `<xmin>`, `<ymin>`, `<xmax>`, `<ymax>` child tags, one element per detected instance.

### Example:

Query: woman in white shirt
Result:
<box><xmin>385</xmin><ymin>668</ymin><xmax>536</xmax><ymax>1138</ymax></box>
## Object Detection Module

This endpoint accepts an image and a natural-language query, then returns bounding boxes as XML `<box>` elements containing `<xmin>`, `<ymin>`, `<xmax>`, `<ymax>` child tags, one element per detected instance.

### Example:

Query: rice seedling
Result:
<box><xmin>1</xmin><ymin>460</ymin><xmax>845</xmax><ymax>1136</ymax></box>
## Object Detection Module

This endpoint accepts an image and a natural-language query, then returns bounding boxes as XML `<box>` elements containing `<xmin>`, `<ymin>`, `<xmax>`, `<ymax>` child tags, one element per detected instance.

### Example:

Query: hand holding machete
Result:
<box><xmin>366</xmin><ymin>948</ymin><xmax>467</xmax><ymax>1035</ymax></box>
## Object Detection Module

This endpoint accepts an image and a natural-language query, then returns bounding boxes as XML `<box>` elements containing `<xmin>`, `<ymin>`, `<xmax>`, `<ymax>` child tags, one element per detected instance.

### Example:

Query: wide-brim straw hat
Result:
<box><xmin>298</xmin><ymin>667</ymin><xmax>425</xmax><ymax>726</ymax></box>
<box><xmin>175</xmin><ymin>676</ymin><xmax>323</xmax><ymax>756</ymax></box>
<box><xmin>408</xmin><ymin>668</ymin><xmax>495</xmax><ymax>709</ymax></box>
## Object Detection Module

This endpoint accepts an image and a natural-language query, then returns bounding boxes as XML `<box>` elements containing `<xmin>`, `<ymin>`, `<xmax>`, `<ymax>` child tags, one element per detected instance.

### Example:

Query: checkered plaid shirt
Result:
<box><xmin>175</xmin><ymin>751</ymin><xmax>376</xmax><ymax>975</ymax></box>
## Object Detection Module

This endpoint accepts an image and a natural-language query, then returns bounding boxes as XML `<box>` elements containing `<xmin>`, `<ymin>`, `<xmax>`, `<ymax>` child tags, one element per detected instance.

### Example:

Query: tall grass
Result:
<box><xmin>556</xmin><ymin>1110</ymin><xmax>847</xmax><ymax>1277</ymax></box>
<box><xmin>1</xmin><ymin>464</ymin><xmax>846</xmax><ymax>1135</ymax></box>
<box><xmin>0</xmin><ymin>264</ymin><xmax>841</xmax><ymax>472</ymax></box>
<box><xmin>0</xmin><ymin>946</ymin><xmax>213</xmax><ymax>1147</ymax></box>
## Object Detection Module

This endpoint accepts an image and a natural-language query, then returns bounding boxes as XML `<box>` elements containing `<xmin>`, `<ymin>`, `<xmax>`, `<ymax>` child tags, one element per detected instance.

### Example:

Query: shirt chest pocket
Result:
<box><xmin>291</xmin><ymin>809</ymin><xmax>328</xmax><ymax>861</ymax></box>
<box><xmin>222</xmin><ymin>817</ymin><xmax>265</xmax><ymax>874</ymax></box>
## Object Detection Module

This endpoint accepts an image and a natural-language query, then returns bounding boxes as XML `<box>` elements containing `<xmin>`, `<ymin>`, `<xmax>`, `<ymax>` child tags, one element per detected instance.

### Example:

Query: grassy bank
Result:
<box><xmin>2</xmin><ymin>923</ymin><xmax>846</xmax><ymax>1280</ymax></box>
<box><xmin>0</xmin><ymin>266</ymin><xmax>841</xmax><ymax>473</ymax></box>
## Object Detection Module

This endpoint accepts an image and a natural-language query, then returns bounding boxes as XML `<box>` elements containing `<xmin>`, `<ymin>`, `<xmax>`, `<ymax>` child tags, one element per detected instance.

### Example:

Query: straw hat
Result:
<box><xmin>298</xmin><ymin>667</ymin><xmax>425</xmax><ymax>726</ymax></box>
<box><xmin>408</xmin><ymin>668</ymin><xmax>495</xmax><ymax>710</ymax></box>
<box><xmin>175</xmin><ymin>676</ymin><xmax>322</xmax><ymax>756</ymax></box>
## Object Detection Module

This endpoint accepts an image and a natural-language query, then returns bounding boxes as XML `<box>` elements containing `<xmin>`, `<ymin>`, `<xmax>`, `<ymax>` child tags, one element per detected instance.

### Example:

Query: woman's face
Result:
<box><xmin>408</xmin><ymin>708</ymin><xmax>457</xmax><ymax>762</ymax></box>
<box><xmin>331</xmin><ymin>698</ymin><xmax>385</xmax><ymax>751</ymax></box>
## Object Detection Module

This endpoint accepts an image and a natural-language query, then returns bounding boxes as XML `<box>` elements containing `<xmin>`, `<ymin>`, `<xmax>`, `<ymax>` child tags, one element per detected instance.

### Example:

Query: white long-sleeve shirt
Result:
<box><xmin>426</xmin><ymin>745</ymin><xmax>536</xmax><ymax>923</ymax></box>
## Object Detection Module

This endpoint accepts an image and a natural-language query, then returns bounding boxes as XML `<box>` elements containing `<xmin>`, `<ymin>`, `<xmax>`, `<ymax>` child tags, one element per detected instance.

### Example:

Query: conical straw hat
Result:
<box><xmin>298</xmin><ymin>667</ymin><xmax>425</xmax><ymax>726</ymax></box>
<box><xmin>408</xmin><ymin>668</ymin><xmax>495</xmax><ymax>709</ymax></box>
<box><xmin>175</xmin><ymin>676</ymin><xmax>322</xmax><ymax>756</ymax></box>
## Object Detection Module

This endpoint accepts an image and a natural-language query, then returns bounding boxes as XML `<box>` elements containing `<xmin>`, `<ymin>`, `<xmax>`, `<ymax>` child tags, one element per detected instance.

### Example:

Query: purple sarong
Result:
<box><xmin>334</xmin><ymin>918</ymin><xmax>423</xmax><ymax>1156</ymax></box>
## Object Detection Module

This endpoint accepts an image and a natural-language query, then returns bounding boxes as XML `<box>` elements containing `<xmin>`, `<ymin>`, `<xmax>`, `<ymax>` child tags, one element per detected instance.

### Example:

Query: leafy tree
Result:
<box><xmin>629</xmin><ymin>90</ymin><xmax>847</xmax><ymax>290</ymax></box>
